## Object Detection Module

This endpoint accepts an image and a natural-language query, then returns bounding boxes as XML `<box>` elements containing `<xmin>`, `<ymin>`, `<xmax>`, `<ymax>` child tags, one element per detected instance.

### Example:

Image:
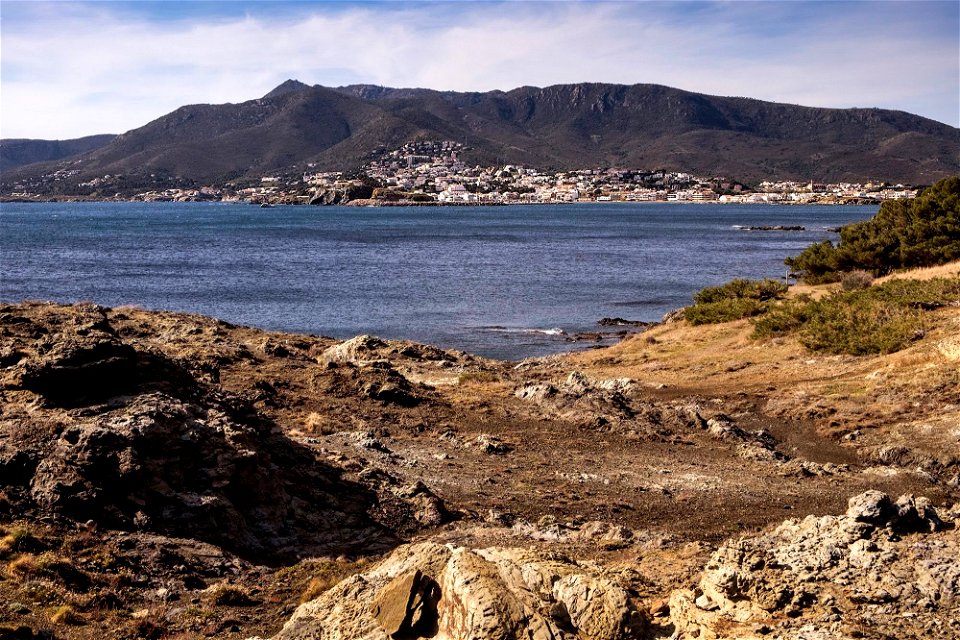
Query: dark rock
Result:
<box><xmin>18</xmin><ymin>332</ymin><xmax>138</xmax><ymax>405</ymax></box>
<box><xmin>15</xmin><ymin>389</ymin><xmax>396</xmax><ymax>562</ymax></box>
<box><xmin>0</xmin><ymin>448</ymin><xmax>37</xmax><ymax>487</ymax></box>
<box><xmin>362</xmin><ymin>381</ymin><xmax>420</xmax><ymax>407</ymax></box>
<box><xmin>597</xmin><ymin>317</ymin><xmax>652</xmax><ymax>327</ymax></box>
<box><xmin>0</xmin><ymin>627</ymin><xmax>56</xmax><ymax>640</ymax></box>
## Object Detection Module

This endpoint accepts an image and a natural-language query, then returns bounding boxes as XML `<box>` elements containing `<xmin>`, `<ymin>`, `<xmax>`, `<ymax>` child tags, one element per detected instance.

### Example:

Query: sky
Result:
<box><xmin>1</xmin><ymin>0</ymin><xmax>958</xmax><ymax>139</ymax></box>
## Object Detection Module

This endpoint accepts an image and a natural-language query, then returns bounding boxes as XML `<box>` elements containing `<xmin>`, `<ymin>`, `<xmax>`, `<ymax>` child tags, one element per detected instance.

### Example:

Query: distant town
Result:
<box><xmin>5</xmin><ymin>140</ymin><xmax>920</xmax><ymax>205</ymax></box>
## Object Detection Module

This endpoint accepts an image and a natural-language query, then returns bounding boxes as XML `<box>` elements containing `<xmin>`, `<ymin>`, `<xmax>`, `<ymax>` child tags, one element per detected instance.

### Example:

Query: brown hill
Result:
<box><xmin>2</xmin><ymin>81</ymin><xmax>958</xmax><ymax>193</ymax></box>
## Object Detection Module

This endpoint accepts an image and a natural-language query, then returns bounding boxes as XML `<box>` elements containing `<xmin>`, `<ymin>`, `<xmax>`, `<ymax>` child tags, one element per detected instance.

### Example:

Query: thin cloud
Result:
<box><xmin>1</xmin><ymin>1</ymin><xmax>957</xmax><ymax>139</ymax></box>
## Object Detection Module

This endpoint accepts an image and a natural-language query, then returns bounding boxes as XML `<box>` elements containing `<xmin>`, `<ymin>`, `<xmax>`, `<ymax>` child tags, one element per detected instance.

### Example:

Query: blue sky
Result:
<box><xmin>1</xmin><ymin>1</ymin><xmax>958</xmax><ymax>139</ymax></box>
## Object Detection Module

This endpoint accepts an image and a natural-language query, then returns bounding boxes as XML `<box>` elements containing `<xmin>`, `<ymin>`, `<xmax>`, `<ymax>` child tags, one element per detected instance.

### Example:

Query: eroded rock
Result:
<box><xmin>669</xmin><ymin>491</ymin><xmax>959</xmax><ymax>640</ymax></box>
<box><xmin>269</xmin><ymin>542</ymin><xmax>648</xmax><ymax>640</ymax></box>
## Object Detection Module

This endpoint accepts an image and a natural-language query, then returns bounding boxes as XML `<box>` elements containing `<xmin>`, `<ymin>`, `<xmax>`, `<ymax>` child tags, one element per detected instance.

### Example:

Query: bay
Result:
<box><xmin>0</xmin><ymin>202</ymin><xmax>877</xmax><ymax>360</ymax></box>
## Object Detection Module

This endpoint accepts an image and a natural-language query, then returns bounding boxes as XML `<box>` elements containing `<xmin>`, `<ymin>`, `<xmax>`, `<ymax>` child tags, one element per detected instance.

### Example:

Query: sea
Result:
<box><xmin>0</xmin><ymin>202</ymin><xmax>877</xmax><ymax>360</ymax></box>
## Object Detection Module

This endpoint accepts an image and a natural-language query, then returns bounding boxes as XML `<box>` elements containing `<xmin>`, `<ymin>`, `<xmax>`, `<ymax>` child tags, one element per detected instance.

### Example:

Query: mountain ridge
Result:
<box><xmin>2</xmin><ymin>81</ymin><xmax>957</xmax><ymax>191</ymax></box>
<box><xmin>0</xmin><ymin>134</ymin><xmax>116</xmax><ymax>173</ymax></box>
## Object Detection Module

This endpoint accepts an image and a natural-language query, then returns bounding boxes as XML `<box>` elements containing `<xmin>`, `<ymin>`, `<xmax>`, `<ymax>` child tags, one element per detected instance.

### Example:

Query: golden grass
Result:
<box><xmin>50</xmin><ymin>604</ymin><xmax>83</xmax><ymax>625</ymax></box>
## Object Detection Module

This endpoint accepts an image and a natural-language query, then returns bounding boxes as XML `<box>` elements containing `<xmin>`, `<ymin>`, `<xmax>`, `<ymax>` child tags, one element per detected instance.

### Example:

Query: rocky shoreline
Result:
<box><xmin>1</xmin><ymin>297</ymin><xmax>958</xmax><ymax>639</ymax></box>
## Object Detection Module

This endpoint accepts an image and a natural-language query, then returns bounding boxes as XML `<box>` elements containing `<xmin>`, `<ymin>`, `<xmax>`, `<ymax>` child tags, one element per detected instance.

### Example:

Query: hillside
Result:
<box><xmin>2</xmin><ymin>81</ymin><xmax>957</xmax><ymax>194</ymax></box>
<box><xmin>1</xmin><ymin>261</ymin><xmax>958</xmax><ymax>637</ymax></box>
<box><xmin>0</xmin><ymin>134</ymin><xmax>115</xmax><ymax>173</ymax></box>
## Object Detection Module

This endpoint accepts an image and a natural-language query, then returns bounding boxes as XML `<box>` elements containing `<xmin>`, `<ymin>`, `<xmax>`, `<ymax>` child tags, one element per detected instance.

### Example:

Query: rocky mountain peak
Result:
<box><xmin>262</xmin><ymin>79</ymin><xmax>312</xmax><ymax>99</ymax></box>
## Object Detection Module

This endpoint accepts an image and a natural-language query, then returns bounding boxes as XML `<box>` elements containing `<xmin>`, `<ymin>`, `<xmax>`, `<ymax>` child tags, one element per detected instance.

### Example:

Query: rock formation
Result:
<box><xmin>669</xmin><ymin>491</ymin><xmax>959</xmax><ymax>639</ymax></box>
<box><xmin>264</xmin><ymin>542</ymin><xmax>648</xmax><ymax>640</ymax></box>
<box><xmin>0</xmin><ymin>303</ymin><xmax>396</xmax><ymax>561</ymax></box>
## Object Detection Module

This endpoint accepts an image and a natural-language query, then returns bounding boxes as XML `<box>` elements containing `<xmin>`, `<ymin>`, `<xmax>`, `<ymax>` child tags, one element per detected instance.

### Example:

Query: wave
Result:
<box><xmin>481</xmin><ymin>326</ymin><xmax>567</xmax><ymax>336</ymax></box>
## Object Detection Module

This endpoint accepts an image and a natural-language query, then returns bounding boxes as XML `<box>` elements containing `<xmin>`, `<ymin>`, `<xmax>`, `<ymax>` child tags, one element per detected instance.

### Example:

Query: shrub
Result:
<box><xmin>299</xmin><ymin>558</ymin><xmax>367</xmax><ymax>603</ymax></box>
<box><xmin>685</xmin><ymin>298</ymin><xmax>765</xmax><ymax>325</ymax></box>
<box><xmin>50</xmin><ymin>604</ymin><xmax>83</xmax><ymax>625</ymax></box>
<box><xmin>7</xmin><ymin>552</ymin><xmax>90</xmax><ymax>591</ymax></box>
<box><xmin>751</xmin><ymin>277</ymin><xmax>960</xmax><ymax>355</ymax></box>
<box><xmin>751</xmin><ymin>297</ymin><xmax>813</xmax><ymax>339</ymax></box>
<box><xmin>841</xmin><ymin>270</ymin><xmax>875</xmax><ymax>291</ymax></box>
<box><xmin>685</xmin><ymin>279</ymin><xmax>788</xmax><ymax>325</ymax></box>
<box><xmin>798</xmin><ymin>296</ymin><xmax>924</xmax><ymax>355</ymax></box>
<box><xmin>205</xmin><ymin>582</ymin><xmax>253</xmax><ymax>606</ymax></box>
<box><xmin>300</xmin><ymin>575</ymin><xmax>340</xmax><ymax>603</ymax></box>
<box><xmin>693</xmin><ymin>278</ymin><xmax>789</xmax><ymax>304</ymax></box>
<box><xmin>0</xmin><ymin>526</ymin><xmax>43</xmax><ymax>557</ymax></box>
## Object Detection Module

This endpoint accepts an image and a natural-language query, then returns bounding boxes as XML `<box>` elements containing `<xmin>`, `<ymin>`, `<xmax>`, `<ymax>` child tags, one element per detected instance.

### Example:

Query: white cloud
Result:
<box><xmin>1</xmin><ymin>1</ymin><xmax>957</xmax><ymax>139</ymax></box>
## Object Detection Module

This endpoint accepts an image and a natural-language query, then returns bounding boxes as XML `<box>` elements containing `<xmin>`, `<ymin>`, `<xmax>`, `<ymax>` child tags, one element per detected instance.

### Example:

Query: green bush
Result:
<box><xmin>786</xmin><ymin>176</ymin><xmax>960</xmax><ymax>283</ymax></box>
<box><xmin>750</xmin><ymin>277</ymin><xmax>960</xmax><ymax>355</ymax></box>
<box><xmin>751</xmin><ymin>297</ymin><xmax>813</xmax><ymax>338</ymax></box>
<box><xmin>797</xmin><ymin>296</ymin><xmax>923</xmax><ymax>355</ymax></box>
<box><xmin>693</xmin><ymin>278</ymin><xmax>788</xmax><ymax>304</ymax></box>
<box><xmin>685</xmin><ymin>279</ymin><xmax>788</xmax><ymax>325</ymax></box>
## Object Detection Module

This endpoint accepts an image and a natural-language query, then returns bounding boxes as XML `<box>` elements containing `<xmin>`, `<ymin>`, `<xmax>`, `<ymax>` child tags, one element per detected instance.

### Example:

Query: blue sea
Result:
<box><xmin>0</xmin><ymin>202</ymin><xmax>877</xmax><ymax>360</ymax></box>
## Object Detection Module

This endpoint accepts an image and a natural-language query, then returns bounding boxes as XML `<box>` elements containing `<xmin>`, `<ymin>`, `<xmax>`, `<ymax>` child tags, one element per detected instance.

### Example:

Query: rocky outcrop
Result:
<box><xmin>308</xmin><ymin>185</ymin><xmax>374</xmax><ymax>205</ymax></box>
<box><xmin>514</xmin><ymin>370</ymin><xmax>693</xmax><ymax>439</ymax></box>
<box><xmin>669</xmin><ymin>491</ymin><xmax>959</xmax><ymax>639</ymax></box>
<box><xmin>266</xmin><ymin>541</ymin><xmax>648</xmax><ymax>640</ymax></box>
<box><xmin>3</xmin><ymin>304</ymin><xmax>139</xmax><ymax>406</ymax></box>
<box><xmin>0</xmin><ymin>303</ymin><xmax>397</xmax><ymax>562</ymax></box>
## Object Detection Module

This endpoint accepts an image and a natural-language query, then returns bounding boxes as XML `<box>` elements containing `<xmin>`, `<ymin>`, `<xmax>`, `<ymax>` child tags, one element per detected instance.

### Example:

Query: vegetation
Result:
<box><xmin>786</xmin><ymin>177</ymin><xmax>960</xmax><ymax>283</ymax></box>
<box><xmin>684</xmin><ymin>278</ymin><xmax>788</xmax><ymax>325</ymax></box>
<box><xmin>752</xmin><ymin>278</ymin><xmax>960</xmax><ymax>355</ymax></box>
<box><xmin>840</xmin><ymin>270</ymin><xmax>875</xmax><ymax>291</ymax></box>
<box><xmin>205</xmin><ymin>582</ymin><xmax>253</xmax><ymax>606</ymax></box>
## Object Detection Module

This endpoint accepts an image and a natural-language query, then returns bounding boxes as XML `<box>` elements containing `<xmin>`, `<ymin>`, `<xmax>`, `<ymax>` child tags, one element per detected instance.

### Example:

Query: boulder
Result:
<box><xmin>268</xmin><ymin>542</ymin><xmax>648</xmax><ymax>640</ymax></box>
<box><xmin>18</xmin><ymin>392</ymin><xmax>395</xmax><ymax>561</ymax></box>
<box><xmin>321</xmin><ymin>335</ymin><xmax>389</xmax><ymax>364</ymax></box>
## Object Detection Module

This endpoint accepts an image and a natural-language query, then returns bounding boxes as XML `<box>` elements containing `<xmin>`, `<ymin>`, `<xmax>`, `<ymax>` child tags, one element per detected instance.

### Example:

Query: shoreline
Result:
<box><xmin>0</xmin><ymin>195</ymin><xmax>883</xmax><ymax>206</ymax></box>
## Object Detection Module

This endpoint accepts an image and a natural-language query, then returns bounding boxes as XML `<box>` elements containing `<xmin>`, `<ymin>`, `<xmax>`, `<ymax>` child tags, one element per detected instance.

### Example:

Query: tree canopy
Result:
<box><xmin>785</xmin><ymin>176</ymin><xmax>960</xmax><ymax>283</ymax></box>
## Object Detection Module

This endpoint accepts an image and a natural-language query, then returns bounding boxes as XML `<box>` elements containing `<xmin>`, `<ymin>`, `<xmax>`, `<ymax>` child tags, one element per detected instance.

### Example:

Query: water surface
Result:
<box><xmin>0</xmin><ymin>202</ymin><xmax>877</xmax><ymax>359</ymax></box>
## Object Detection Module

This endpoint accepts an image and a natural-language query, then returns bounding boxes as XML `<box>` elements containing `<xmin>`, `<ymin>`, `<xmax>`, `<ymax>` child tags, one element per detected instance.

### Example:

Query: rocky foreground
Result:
<box><xmin>1</xmin><ymin>286</ymin><xmax>958</xmax><ymax>638</ymax></box>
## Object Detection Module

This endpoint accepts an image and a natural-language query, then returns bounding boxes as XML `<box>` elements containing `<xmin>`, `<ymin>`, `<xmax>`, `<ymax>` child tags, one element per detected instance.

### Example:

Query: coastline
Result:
<box><xmin>0</xmin><ymin>194</ymin><xmax>883</xmax><ymax>206</ymax></box>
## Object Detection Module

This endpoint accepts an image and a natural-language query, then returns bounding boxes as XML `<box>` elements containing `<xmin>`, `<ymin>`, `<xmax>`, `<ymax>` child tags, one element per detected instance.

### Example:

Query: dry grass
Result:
<box><xmin>878</xmin><ymin>260</ymin><xmax>960</xmax><ymax>283</ymax></box>
<box><xmin>0</xmin><ymin>525</ymin><xmax>42</xmax><ymax>558</ymax></box>
<box><xmin>567</xmin><ymin>263</ymin><xmax>960</xmax><ymax>448</ymax></box>
<box><xmin>50</xmin><ymin>604</ymin><xmax>83</xmax><ymax>625</ymax></box>
<box><xmin>204</xmin><ymin>582</ymin><xmax>253</xmax><ymax>606</ymax></box>
<box><xmin>299</xmin><ymin>575</ymin><xmax>340</xmax><ymax>603</ymax></box>
<box><xmin>298</xmin><ymin>558</ymin><xmax>369</xmax><ymax>603</ymax></box>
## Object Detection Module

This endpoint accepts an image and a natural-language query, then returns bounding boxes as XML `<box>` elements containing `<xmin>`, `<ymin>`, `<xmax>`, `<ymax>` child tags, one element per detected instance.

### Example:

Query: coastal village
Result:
<box><xmin>5</xmin><ymin>140</ymin><xmax>920</xmax><ymax>205</ymax></box>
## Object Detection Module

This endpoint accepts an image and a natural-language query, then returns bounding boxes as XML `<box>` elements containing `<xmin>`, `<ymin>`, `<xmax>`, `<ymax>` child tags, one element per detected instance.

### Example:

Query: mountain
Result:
<box><xmin>3</xmin><ymin>82</ymin><xmax>957</xmax><ymax>192</ymax></box>
<box><xmin>0</xmin><ymin>134</ymin><xmax>116</xmax><ymax>173</ymax></box>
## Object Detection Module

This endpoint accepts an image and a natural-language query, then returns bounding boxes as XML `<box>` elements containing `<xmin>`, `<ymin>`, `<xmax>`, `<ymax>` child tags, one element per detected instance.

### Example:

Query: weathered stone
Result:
<box><xmin>846</xmin><ymin>490</ymin><xmax>895</xmax><ymax>525</ymax></box>
<box><xmin>270</xmin><ymin>541</ymin><xmax>649</xmax><ymax>640</ymax></box>
<box><xmin>321</xmin><ymin>335</ymin><xmax>388</xmax><ymax>364</ymax></box>
<box><xmin>669</xmin><ymin>491</ymin><xmax>958</xmax><ymax>640</ymax></box>
<box><xmin>371</xmin><ymin>569</ymin><xmax>440</xmax><ymax>638</ymax></box>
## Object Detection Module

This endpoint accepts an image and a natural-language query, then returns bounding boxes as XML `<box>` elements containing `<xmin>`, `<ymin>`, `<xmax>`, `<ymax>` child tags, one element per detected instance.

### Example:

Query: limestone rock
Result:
<box><xmin>321</xmin><ymin>335</ymin><xmax>389</xmax><ymax>364</ymax></box>
<box><xmin>269</xmin><ymin>542</ymin><xmax>648</xmax><ymax>640</ymax></box>
<box><xmin>669</xmin><ymin>491</ymin><xmax>959</xmax><ymax>640</ymax></box>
